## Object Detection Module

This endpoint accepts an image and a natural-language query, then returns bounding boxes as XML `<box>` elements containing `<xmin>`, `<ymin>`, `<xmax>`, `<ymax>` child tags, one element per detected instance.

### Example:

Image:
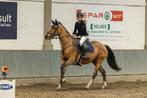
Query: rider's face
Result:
<box><xmin>77</xmin><ymin>17</ymin><xmax>83</xmax><ymax>21</ymax></box>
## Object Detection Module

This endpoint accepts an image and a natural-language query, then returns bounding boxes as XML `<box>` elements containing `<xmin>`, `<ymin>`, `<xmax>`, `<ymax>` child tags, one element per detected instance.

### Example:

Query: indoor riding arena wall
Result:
<box><xmin>0</xmin><ymin>0</ymin><xmax>146</xmax><ymax>78</ymax></box>
<box><xmin>0</xmin><ymin>50</ymin><xmax>147</xmax><ymax>78</ymax></box>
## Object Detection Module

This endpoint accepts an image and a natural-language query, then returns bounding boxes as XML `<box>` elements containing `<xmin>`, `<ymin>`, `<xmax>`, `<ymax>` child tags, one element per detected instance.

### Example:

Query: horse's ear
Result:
<box><xmin>51</xmin><ymin>20</ymin><xmax>55</xmax><ymax>25</ymax></box>
<box><xmin>55</xmin><ymin>19</ymin><xmax>58</xmax><ymax>25</ymax></box>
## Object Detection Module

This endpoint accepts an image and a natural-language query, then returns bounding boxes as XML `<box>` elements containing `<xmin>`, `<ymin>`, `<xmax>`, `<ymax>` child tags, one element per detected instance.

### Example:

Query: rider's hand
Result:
<box><xmin>86</xmin><ymin>33</ymin><xmax>89</xmax><ymax>36</ymax></box>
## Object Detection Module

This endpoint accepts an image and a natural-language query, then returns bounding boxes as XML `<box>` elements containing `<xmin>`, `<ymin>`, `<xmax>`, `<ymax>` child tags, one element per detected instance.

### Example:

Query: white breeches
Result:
<box><xmin>80</xmin><ymin>36</ymin><xmax>87</xmax><ymax>46</ymax></box>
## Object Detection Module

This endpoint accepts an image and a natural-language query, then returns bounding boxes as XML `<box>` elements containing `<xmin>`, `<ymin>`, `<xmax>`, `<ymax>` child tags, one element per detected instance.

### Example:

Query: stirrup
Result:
<box><xmin>82</xmin><ymin>56</ymin><xmax>87</xmax><ymax>60</ymax></box>
<box><xmin>78</xmin><ymin>62</ymin><xmax>83</xmax><ymax>66</ymax></box>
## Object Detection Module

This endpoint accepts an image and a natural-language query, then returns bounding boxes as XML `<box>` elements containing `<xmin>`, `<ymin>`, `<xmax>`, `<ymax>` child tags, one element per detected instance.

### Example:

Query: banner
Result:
<box><xmin>0</xmin><ymin>2</ymin><xmax>17</xmax><ymax>39</ymax></box>
<box><xmin>77</xmin><ymin>9</ymin><xmax>125</xmax><ymax>44</ymax></box>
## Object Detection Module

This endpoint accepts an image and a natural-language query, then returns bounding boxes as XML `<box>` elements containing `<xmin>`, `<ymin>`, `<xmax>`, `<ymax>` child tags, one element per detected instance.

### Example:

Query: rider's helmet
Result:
<box><xmin>77</xmin><ymin>12</ymin><xmax>84</xmax><ymax>18</ymax></box>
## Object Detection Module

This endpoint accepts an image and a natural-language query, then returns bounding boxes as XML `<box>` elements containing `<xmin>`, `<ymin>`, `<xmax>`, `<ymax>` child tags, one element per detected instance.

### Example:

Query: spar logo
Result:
<box><xmin>76</xmin><ymin>9</ymin><xmax>123</xmax><ymax>22</ymax></box>
<box><xmin>0</xmin><ymin>84</ymin><xmax>13</xmax><ymax>90</ymax></box>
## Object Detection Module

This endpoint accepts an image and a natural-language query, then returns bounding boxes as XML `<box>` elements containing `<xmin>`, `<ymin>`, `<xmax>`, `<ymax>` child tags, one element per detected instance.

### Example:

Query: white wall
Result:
<box><xmin>145</xmin><ymin>0</ymin><xmax>147</xmax><ymax>49</ymax></box>
<box><xmin>52</xmin><ymin>0</ymin><xmax>146</xmax><ymax>6</ymax></box>
<box><xmin>0</xmin><ymin>1</ymin><xmax>44</xmax><ymax>50</ymax></box>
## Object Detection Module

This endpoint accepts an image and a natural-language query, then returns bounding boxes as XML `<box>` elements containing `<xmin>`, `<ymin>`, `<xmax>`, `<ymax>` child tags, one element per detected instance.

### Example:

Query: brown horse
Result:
<box><xmin>45</xmin><ymin>20</ymin><xmax>121</xmax><ymax>90</ymax></box>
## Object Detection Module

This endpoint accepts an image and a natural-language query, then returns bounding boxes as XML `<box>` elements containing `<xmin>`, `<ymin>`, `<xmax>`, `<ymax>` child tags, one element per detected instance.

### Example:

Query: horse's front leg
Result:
<box><xmin>57</xmin><ymin>59</ymin><xmax>74</xmax><ymax>90</ymax></box>
<box><xmin>57</xmin><ymin>64</ymin><xmax>66</xmax><ymax>90</ymax></box>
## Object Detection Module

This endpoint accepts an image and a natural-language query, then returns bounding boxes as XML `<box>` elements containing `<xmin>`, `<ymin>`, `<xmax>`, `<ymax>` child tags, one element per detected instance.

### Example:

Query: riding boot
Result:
<box><xmin>80</xmin><ymin>46</ymin><xmax>87</xmax><ymax>59</ymax></box>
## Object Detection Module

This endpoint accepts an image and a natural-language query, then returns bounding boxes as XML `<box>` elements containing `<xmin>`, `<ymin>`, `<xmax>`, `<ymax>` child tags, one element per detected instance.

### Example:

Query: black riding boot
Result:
<box><xmin>80</xmin><ymin>46</ymin><xmax>86</xmax><ymax>59</ymax></box>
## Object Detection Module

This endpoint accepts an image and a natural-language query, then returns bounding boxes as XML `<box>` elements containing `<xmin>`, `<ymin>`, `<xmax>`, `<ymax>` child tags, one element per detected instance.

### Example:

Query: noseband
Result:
<box><xmin>49</xmin><ymin>26</ymin><xmax>75</xmax><ymax>51</ymax></box>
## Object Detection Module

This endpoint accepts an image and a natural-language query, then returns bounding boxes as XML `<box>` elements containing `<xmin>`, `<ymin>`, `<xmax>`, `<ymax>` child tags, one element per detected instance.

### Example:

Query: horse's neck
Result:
<box><xmin>59</xmin><ymin>29</ymin><xmax>74</xmax><ymax>50</ymax></box>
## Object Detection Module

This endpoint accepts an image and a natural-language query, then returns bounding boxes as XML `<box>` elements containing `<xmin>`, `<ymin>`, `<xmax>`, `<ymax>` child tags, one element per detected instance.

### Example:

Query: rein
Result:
<box><xmin>52</xmin><ymin>35</ymin><xmax>71</xmax><ymax>39</ymax></box>
<box><xmin>59</xmin><ymin>35</ymin><xmax>71</xmax><ymax>38</ymax></box>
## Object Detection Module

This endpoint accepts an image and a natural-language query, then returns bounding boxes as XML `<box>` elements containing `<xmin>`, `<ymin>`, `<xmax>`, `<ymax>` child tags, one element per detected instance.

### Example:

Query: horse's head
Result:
<box><xmin>45</xmin><ymin>20</ymin><xmax>61</xmax><ymax>40</ymax></box>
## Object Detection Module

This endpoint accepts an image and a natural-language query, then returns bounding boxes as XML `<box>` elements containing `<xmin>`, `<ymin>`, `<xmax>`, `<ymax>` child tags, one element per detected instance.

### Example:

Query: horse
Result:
<box><xmin>45</xmin><ymin>20</ymin><xmax>121</xmax><ymax>90</ymax></box>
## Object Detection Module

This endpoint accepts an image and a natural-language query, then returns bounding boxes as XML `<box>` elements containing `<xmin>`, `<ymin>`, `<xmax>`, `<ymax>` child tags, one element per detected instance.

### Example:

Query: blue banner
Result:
<box><xmin>0</xmin><ymin>2</ymin><xmax>17</xmax><ymax>39</ymax></box>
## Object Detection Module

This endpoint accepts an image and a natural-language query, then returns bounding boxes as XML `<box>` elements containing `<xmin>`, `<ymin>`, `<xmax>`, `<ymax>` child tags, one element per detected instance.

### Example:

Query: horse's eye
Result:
<box><xmin>51</xmin><ymin>26</ymin><xmax>55</xmax><ymax>29</ymax></box>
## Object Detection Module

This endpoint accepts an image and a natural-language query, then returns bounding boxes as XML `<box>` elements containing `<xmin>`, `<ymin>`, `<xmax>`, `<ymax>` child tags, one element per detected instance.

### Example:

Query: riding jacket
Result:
<box><xmin>73</xmin><ymin>20</ymin><xmax>88</xmax><ymax>36</ymax></box>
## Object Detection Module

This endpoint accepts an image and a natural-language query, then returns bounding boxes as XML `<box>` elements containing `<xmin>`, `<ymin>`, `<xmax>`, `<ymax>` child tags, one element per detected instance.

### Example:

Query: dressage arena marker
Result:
<box><xmin>0</xmin><ymin>80</ymin><xmax>15</xmax><ymax>98</ymax></box>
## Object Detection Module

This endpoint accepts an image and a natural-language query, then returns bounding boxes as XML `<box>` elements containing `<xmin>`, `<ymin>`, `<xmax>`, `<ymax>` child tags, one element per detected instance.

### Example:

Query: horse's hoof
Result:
<box><xmin>56</xmin><ymin>84</ymin><xmax>62</xmax><ymax>90</ymax></box>
<box><xmin>101</xmin><ymin>85</ymin><xmax>107</xmax><ymax>89</ymax></box>
<box><xmin>84</xmin><ymin>87</ymin><xmax>89</xmax><ymax>90</ymax></box>
<box><xmin>56</xmin><ymin>87</ymin><xmax>61</xmax><ymax>90</ymax></box>
<box><xmin>85</xmin><ymin>85</ymin><xmax>90</xmax><ymax>89</ymax></box>
<box><xmin>85</xmin><ymin>79</ymin><xmax>92</xmax><ymax>89</ymax></box>
<box><xmin>101</xmin><ymin>82</ymin><xmax>107</xmax><ymax>89</ymax></box>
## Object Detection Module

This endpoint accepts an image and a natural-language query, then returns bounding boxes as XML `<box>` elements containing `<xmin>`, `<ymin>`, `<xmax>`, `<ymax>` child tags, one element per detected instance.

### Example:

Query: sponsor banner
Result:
<box><xmin>52</xmin><ymin>3</ymin><xmax>145</xmax><ymax>50</ymax></box>
<box><xmin>0</xmin><ymin>80</ymin><xmax>15</xmax><ymax>98</ymax></box>
<box><xmin>0</xmin><ymin>2</ymin><xmax>17</xmax><ymax>39</ymax></box>
<box><xmin>0</xmin><ymin>1</ymin><xmax>44</xmax><ymax>50</ymax></box>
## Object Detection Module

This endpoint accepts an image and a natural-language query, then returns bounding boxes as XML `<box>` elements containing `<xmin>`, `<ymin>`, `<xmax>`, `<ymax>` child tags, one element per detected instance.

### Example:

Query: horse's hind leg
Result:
<box><xmin>85</xmin><ymin>58</ymin><xmax>104</xmax><ymax>89</ymax></box>
<box><xmin>99</xmin><ymin>66</ymin><xmax>107</xmax><ymax>89</ymax></box>
<box><xmin>85</xmin><ymin>67</ymin><xmax>98</xmax><ymax>89</ymax></box>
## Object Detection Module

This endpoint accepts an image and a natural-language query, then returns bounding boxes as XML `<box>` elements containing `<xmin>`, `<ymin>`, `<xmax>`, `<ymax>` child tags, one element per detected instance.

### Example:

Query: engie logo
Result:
<box><xmin>0</xmin><ymin>84</ymin><xmax>13</xmax><ymax>90</ymax></box>
<box><xmin>76</xmin><ymin>9</ymin><xmax>123</xmax><ymax>22</ymax></box>
<box><xmin>0</xmin><ymin>2</ymin><xmax>17</xmax><ymax>39</ymax></box>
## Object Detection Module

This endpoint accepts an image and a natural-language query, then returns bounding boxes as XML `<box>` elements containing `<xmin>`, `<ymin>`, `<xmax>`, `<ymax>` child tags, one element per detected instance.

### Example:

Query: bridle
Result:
<box><xmin>48</xmin><ymin>27</ymin><xmax>59</xmax><ymax>39</ymax></box>
<box><xmin>48</xmin><ymin>25</ymin><xmax>76</xmax><ymax>52</ymax></box>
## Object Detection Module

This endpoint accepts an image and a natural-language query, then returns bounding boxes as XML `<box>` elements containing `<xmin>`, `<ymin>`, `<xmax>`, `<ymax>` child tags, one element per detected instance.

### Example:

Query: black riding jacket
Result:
<box><xmin>73</xmin><ymin>20</ymin><xmax>88</xmax><ymax>36</ymax></box>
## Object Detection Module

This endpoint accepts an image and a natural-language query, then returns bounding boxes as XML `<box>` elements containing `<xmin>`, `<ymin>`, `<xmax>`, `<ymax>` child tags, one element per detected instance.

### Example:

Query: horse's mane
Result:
<box><xmin>59</xmin><ymin>22</ymin><xmax>73</xmax><ymax>37</ymax></box>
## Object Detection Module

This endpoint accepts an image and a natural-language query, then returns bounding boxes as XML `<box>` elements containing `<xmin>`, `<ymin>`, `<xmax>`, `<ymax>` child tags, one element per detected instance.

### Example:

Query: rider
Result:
<box><xmin>73</xmin><ymin>12</ymin><xmax>89</xmax><ymax>58</ymax></box>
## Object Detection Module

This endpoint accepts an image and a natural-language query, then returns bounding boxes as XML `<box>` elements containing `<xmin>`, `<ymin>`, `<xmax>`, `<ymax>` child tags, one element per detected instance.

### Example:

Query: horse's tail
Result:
<box><xmin>105</xmin><ymin>45</ymin><xmax>121</xmax><ymax>71</ymax></box>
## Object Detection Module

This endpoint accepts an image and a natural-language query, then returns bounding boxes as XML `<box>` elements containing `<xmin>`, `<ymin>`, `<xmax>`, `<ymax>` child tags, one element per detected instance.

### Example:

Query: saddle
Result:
<box><xmin>75</xmin><ymin>38</ymin><xmax>94</xmax><ymax>53</ymax></box>
<box><xmin>83</xmin><ymin>39</ymin><xmax>94</xmax><ymax>53</ymax></box>
<box><xmin>74</xmin><ymin>38</ymin><xmax>94</xmax><ymax>66</ymax></box>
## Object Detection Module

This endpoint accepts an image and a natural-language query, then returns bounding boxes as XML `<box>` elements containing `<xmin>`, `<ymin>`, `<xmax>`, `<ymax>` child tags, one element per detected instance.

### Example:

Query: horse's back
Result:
<box><xmin>91</xmin><ymin>41</ymin><xmax>108</xmax><ymax>58</ymax></box>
